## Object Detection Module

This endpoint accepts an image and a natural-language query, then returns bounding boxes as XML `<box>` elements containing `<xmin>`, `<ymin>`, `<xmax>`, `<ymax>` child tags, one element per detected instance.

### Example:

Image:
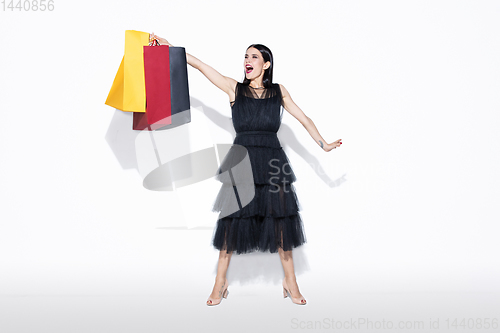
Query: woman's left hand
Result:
<box><xmin>324</xmin><ymin>139</ymin><xmax>342</xmax><ymax>152</ymax></box>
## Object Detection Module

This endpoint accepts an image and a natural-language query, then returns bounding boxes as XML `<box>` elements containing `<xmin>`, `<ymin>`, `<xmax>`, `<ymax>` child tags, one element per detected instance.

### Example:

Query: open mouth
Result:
<box><xmin>245</xmin><ymin>64</ymin><xmax>253</xmax><ymax>73</ymax></box>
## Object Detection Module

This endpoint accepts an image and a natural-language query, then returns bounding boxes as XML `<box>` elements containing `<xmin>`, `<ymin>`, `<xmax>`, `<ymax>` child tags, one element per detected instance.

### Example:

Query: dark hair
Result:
<box><xmin>242</xmin><ymin>44</ymin><xmax>274</xmax><ymax>88</ymax></box>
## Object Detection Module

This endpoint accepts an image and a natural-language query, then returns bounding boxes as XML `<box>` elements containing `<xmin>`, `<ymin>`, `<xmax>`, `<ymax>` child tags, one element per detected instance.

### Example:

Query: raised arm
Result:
<box><xmin>152</xmin><ymin>34</ymin><xmax>237</xmax><ymax>101</ymax></box>
<box><xmin>187</xmin><ymin>53</ymin><xmax>237</xmax><ymax>97</ymax></box>
<box><xmin>279</xmin><ymin>84</ymin><xmax>342</xmax><ymax>152</ymax></box>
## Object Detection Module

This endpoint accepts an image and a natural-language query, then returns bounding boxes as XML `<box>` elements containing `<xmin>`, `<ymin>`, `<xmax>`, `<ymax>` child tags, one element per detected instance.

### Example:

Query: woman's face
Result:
<box><xmin>244</xmin><ymin>47</ymin><xmax>270</xmax><ymax>80</ymax></box>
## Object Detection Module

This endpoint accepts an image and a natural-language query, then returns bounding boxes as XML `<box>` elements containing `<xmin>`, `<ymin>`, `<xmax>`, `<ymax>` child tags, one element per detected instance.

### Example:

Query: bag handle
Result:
<box><xmin>148</xmin><ymin>32</ymin><xmax>160</xmax><ymax>46</ymax></box>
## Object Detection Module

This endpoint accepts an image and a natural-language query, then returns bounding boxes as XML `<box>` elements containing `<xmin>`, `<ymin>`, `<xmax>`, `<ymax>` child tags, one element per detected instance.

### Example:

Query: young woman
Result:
<box><xmin>151</xmin><ymin>34</ymin><xmax>342</xmax><ymax>306</ymax></box>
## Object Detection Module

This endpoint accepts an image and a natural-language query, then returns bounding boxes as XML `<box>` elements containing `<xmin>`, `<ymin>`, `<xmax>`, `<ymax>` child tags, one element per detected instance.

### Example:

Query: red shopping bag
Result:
<box><xmin>133</xmin><ymin>45</ymin><xmax>172</xmax><ymax>130</ymax></box>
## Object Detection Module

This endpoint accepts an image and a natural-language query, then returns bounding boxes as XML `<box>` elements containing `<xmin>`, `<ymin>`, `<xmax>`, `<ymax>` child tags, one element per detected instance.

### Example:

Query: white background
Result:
<box><xmin>1</xmin><ymin>0</ymin><xmax>499</xmax><ymax>332</ymax></box>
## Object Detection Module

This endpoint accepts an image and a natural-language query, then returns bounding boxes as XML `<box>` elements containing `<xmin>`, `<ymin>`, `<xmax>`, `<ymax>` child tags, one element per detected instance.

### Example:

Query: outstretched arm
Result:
<box><xmin>152</xmin><ymin>34</ymin><xmax>237</xmax><ymax>98</ymax></box>
<box><xmin>279</xmin><ymin>84</ymin><xmax>342</xmax><ymax>152</ymax></box>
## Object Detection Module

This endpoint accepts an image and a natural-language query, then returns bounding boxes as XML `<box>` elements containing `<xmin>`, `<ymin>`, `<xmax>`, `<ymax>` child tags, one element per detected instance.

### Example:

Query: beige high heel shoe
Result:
<box><xmin>282</xmin><ymin>277</ymin><xmax>306</xmax><ymax>305</ymax></box>
<box><xmin>206</xmin><ymin>278</ymin><xmax>229</xmax><ymax>306</ymax></box>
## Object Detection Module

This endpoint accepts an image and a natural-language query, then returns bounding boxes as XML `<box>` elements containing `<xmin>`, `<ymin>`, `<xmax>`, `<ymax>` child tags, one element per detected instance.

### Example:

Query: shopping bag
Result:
<box><xmin>141</xmin><ymin>44</ymin><xmax>172</xmax><ymax>130</ymax></box>
<box><xmin>105</xmin><ymin>30</ymin><xmax>149</xmax><ymax>112</ymax></box>
<box><xmin>133</xmin><ymin>45</ymin><xmax>191</xmax><ymax>131</ymax></box>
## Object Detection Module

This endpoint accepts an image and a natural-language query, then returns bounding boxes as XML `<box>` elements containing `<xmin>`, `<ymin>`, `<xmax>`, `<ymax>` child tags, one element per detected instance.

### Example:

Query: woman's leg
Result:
<box><xmin>207</xmin><ymin>249</ymin><xmax>233</xmax><ymax>302</ymax></box>
<box><xmin>278</xmin><ymin>247</ymin><xmax>306</xmax><ymax>301</ymax></box>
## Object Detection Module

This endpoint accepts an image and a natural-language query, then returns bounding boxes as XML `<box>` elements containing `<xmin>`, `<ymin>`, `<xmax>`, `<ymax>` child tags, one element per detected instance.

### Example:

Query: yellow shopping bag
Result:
<box><xmin>105</xmin><ymin>30</ymin><xmax>149</xmax><ymax>112</ymax></box>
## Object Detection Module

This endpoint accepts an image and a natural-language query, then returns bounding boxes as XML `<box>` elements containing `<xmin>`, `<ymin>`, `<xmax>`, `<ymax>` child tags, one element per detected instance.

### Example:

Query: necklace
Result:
<box><xmin>249</xmin><ymin>85</ymin><xmax>265</xmax><ymax>89</ymax></box>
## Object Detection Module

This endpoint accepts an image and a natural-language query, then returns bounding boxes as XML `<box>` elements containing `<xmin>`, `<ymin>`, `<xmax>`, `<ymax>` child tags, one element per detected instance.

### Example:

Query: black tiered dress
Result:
<box><xmin>211</xmin><ymin>82</ymin><xmax>307</xmax><ymax>254</ymax></box>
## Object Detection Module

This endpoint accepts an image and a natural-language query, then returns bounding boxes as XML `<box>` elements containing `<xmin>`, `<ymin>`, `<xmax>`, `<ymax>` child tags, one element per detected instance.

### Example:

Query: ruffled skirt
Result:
<box><xmin>211</xmin><ymin>131</ymin><xmax>307</xmax><ymax>254</ymax></box>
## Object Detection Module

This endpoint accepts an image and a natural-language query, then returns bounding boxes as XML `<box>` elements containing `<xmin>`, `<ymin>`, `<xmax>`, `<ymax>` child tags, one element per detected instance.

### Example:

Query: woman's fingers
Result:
<box><xmin>328</xmin><ymin>139</ymin><xmax>342</xmax><ymax>150</ymax></box>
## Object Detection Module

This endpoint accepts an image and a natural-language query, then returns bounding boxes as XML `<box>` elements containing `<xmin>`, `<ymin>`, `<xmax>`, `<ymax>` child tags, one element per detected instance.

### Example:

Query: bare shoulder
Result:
<box><xmin>225</xmin><ymin>77</ymin><xmax>238</xmax><ymax>102</ymax></box>
<box><xmin>224</xmin><ymin>77</ymin><xmax>238</xmax><ymax>92</ymax></box>
<box><xmin>278</xmin><ymin>83</ymin><xmax>292</xmax><ymax>108</ymax></box>
<box><xmin>278</xmin><ymin>83</ymin><xmax>290</xmax><ymax>98</ymax></box>
<box><xmin>227</xmin><ymin>77</ymin><xmax>238</xmax><ymax>88</ymax></box>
